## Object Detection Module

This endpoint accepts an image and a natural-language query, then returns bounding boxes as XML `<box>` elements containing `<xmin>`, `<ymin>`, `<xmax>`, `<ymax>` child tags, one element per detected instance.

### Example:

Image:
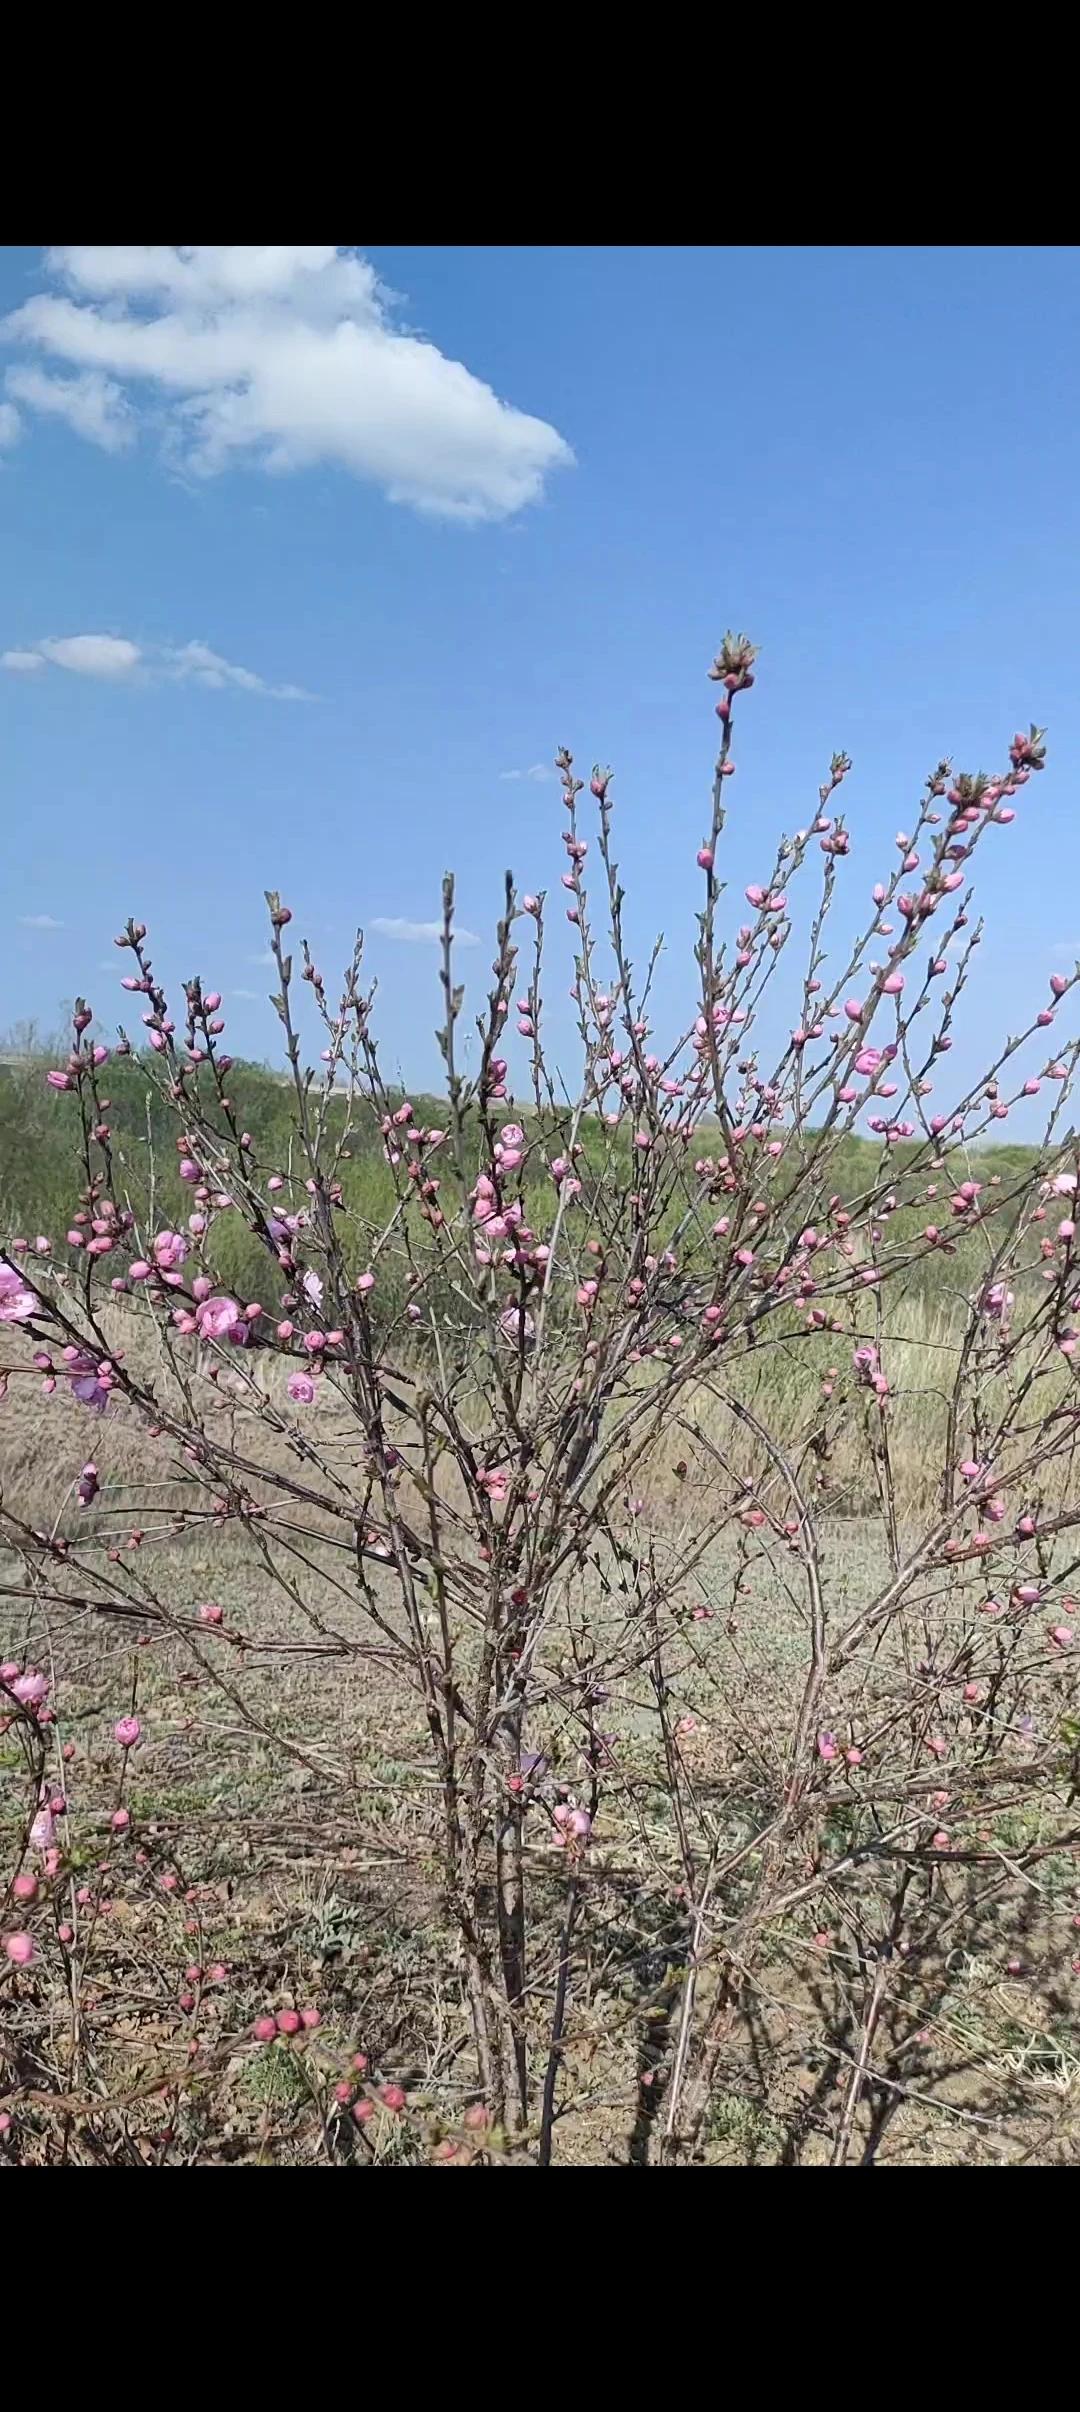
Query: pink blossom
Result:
<box><xmin>287</xmin><ymin>1371</ymin><xmax>315</xmax><ymax>1405</ymax></box>
<box><xmin>11</xmin><ymin>1669</ymin><xmax>49</xmax><ymax>1709</ymax></box>
<box><xmin>65</xmin><ymin>1350</ymin><xmax>113</xmax><ymax>1413</ymax></box>
<box><xmin>195</xmin><ymin>1295</ymin><xmax>242</xmax><ymax>1341</ymax></box>
<box><xmin>4</xmin><ymin>1933</ymin><xmax>34</xmax><ymax>1968</ymax></box>
<box><xmin>979</xmin><ymin>1282</ymin><xmax>1013</xmax><ymax>1322</ymax></box>
<box><xmin>498</xmin><ymin>1305</ymin><xmax>535</xmax><ymax>1348</ymax></box>
<box><xmin>0</xmin><ymin>1260</ymin><xmax>36</xmax><ymax>1323</ymax></box>
<box><xmin>113</xmin><ymin>1716</ymin><xmax>142</xmax><ymax>1750</ymax></box>
<box><xmin>152</xmin><ymin>1230</ymin><xmax>189</xmax><ymax>1271</ymax></box>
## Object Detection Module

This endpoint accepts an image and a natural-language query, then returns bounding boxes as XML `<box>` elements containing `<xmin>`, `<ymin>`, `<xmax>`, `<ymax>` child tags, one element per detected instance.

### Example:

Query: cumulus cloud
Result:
<box><xmin>5</xmin><ymin>365</ymin><xmax>133</xmax><ymax>452</ymax></box>
<box><xmin>2</xmin><ymin>246</ymin><xmax>573</xmax><ymax>522</ymax></box>
<box><xmin>499</xmin><ymin>763</ymin><xmax>554</xmax><ymax>783</ymax></box>
<box><xmin>19</xmin><ymin>913</ymin><xmax>63</xmax><ymax>929</ymax></box>
<box><xmin>35</xmin><ymin>634</ymin><xmax>140</xmax><ymax>679</ymax></box>
<box><xmin>372</xmin><ymin>916</ymin><xmax>479</xmax><ymax>948</ymax></box>
<box><xmin>3</xmin><ymin>631</ymin><xmax>310</xmax><ymax>696</ymax></box>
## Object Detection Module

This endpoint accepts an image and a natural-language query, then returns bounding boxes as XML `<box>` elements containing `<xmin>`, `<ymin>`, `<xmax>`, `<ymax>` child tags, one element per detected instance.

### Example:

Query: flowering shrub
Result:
<box><xmin>2</xmin><ymin>640</ymin><xmax>1080</xmax><ymax>2164</ymax></box>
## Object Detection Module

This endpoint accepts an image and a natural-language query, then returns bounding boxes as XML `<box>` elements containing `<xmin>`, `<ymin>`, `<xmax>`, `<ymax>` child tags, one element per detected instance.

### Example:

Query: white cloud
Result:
<box><xmin>165</xmin><ymin>640</ymin><xmax>312</xmax><ymax>699</ymax></box>
<box><xmin>19</xmin><ymin>913</ymin><xmax>63</xmax><ymax>930</ymax></box>
<box><xmin>372</xmin><ymin>916</ymin><xmax>479</xmax><ymax>947</ymax></box>
<box><xmin>499</xmin><ymin>763</ymin><xmax>554</xmax><ymax>783</ymax></box>
<box><xmin>2</xmin><ymin>246</ymin><xmax>572</xmax><ymax>523</ymax></box>
<box><xmin>231</xmin><ymin>986</ymin><xmax>265</xmax><ymax>1001</ymax></box>
<box><xmin>0</xmin><ymin>400</ymin><xmax>20</xmax><ymax>448</ymax></box>
<box><xmin>2</xmin><ymin>631</ymin><xmax>309</xmax><ymax>696</ymax></box>
<box><xmin>38</xmin><ymin>634</ymin><xmax>141</xmax><ymax>679</ymax></box>
<box><xmin>5</xmin><ymin>365</ymin><xmax>133</xmax><ymax>452</ymax></box>
<box><xmin>248</xmin><ymin>949</ymin><xmax>276</xmax><ymax>968</ymax></box>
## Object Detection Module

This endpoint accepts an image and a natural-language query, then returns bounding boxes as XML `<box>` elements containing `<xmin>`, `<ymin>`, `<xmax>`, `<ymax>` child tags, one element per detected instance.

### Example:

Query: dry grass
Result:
<box><xmin>3</xmin><ymin>1302</ymin><xmax>1080</xmax><ymax>2164</ymax></box>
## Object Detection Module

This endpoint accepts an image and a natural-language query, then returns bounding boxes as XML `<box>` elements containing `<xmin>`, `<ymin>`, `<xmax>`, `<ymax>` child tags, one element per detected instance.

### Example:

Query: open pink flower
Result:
<box><xmin>195</xmin><ymin>1295</ymin><xmax>242</xmax><ymax>1341</ymax></box>
<box><xmin>0</xmin><ymin>1260</ymin><xmax>36</xmax><ymax>1322</ymax></box>
<box><xmin>65</xmin><ymin>1350</ymin><xmax>112</xmax><ymax>1413</ymax></box>
<box><xmin>152</xmin><ymin>1230</ymin><xmax>189</xmax><ymax>1272</ymax></box>
<box><xmin>11</xmin><ymin>1668</ymin><xmax>49</xmax><ymax>1709</ymax></box>
<box><xmin>287</xmin><ymin>1371</ymin><xmax>315</xmax><ymax>1405</ymax></box>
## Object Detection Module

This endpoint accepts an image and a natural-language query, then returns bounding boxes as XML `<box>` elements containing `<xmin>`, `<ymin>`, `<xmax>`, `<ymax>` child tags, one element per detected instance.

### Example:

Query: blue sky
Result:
<box><xmin>2</xmin><ymin>245</ymin><xmax>1076</xmax><ymax>1118</ymax></box>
